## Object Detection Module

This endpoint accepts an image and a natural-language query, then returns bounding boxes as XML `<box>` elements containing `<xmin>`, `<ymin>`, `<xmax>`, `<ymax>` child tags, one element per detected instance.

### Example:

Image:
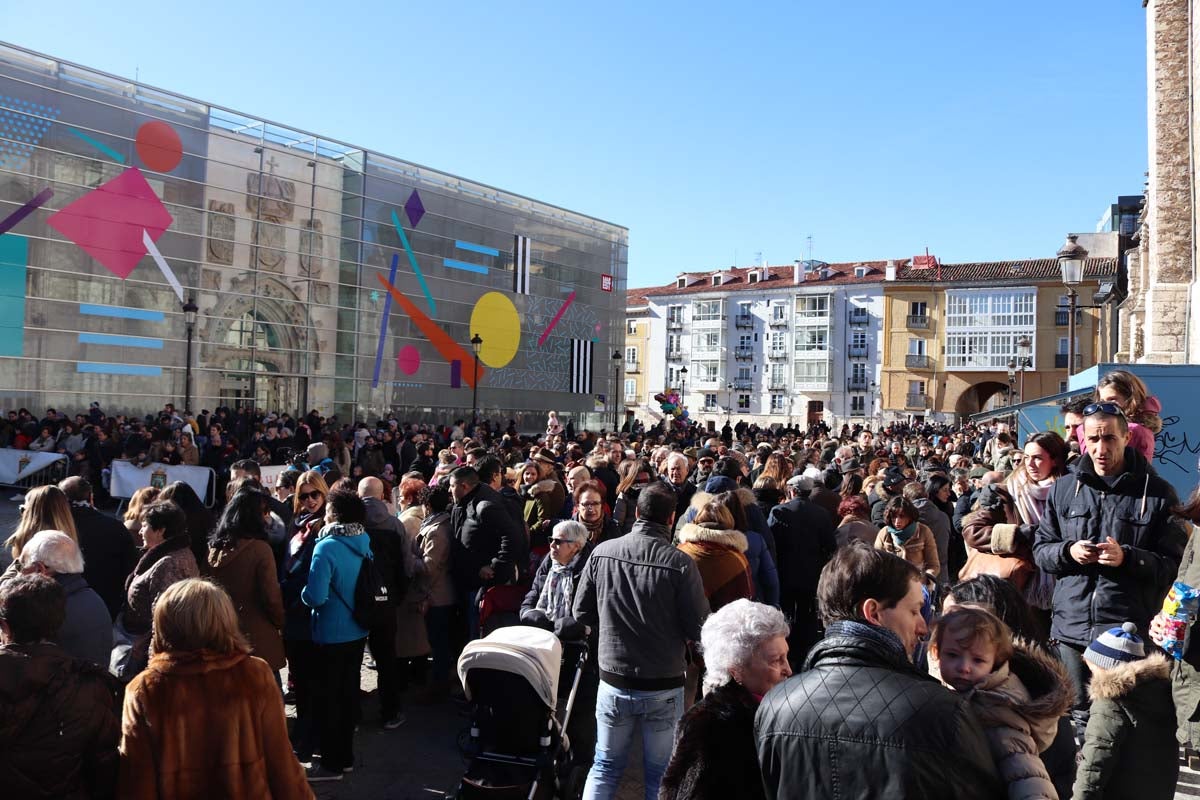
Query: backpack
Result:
<box><xmin>331</xmin><ymin>539</ymin><xmax>393</xmax><ymax>630</ymax></box>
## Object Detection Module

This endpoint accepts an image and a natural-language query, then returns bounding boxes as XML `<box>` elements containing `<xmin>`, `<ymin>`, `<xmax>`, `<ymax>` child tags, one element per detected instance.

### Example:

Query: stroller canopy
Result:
<box><xmin>458</xmin><ymin>625</ymin><xmax>563</xmax><ymax>709</ymax></box>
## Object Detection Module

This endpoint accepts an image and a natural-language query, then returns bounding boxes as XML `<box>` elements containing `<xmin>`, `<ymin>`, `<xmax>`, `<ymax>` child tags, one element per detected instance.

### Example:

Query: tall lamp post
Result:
<box><xmin>470</xmin><ymin>333</ymin><xmax>482</xmax><ymax>429</ymax></box>
<box><xmin>612</xmin><ymin>350</ymin><xmax>621</xmax><ymax>433</ymax></box>
<box><xmin>1057</xmin><ymin>234</ymin><xmax>1088</xmax><ymax>379</ymax></box>
<box><xmin>1016</xmin><ymin>334</ymin><xmax>1032</xmax><ymax>403</ymax></box>
<box><xmin>1006</xmin><ymin>360</ymin><xmax>1017</xmax><ymax>406</ymax></box>
<box><xmin>679</xmin><ymin>366</ymin><xmax>688</xmax><ymax>427</ymax></box>
<box><xmin>726</xmin><ymin>381</ymin><xmax>734</xmax><ymax>427</ymax></box>
<box><xmin>182</xmin><ymin>297</ymin><xmax>198</xmax><ymax>414</ymax></box>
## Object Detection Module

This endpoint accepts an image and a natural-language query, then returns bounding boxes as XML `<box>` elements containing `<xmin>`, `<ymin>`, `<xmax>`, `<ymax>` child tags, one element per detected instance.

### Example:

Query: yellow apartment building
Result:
<box><xmin>880</xmin><ymin>254</ymin><xmax>1121</xmax><ymax>422</ymax></box>
<box><xmin>622</xmin><ymin>291</ymin><xmax>651</xmax><ymax>428</ymax></box>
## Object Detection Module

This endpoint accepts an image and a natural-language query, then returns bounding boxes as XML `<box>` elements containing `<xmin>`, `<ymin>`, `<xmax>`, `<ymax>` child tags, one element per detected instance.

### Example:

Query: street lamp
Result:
<box><xmin>470</xmin><ymin>333</ymin><xmax>482</xmax><ymax>429</ymax></box>
<box><xmin>679</xmin><ymin>366</ymin><xmax>688</xmax><ymax>423</ymax></box>
<box><xmin>1016</xmin><ymin>334</ymin><xmax>1032</xmax><ymax>404</ymax></box>
<box><xmin>182</xmin><ymin>297</ymin><xmax>198</xmax><ymax>414</ymax></box>
<box><xmin>612</xmin><ymin>349</ymin><xmax>622</xmax><ymax>433</ymax></box>
<box><xmin>726</xmin><ymin>381</ymin><xmax>734</xmax><ymax>427</ymax></box>
<box><xmin>1006</xmin><ymin>359</ymin><xmax>1016</xmax><ymax>407</ymax></box>
<box><xmin>1057</xmin><ymin>233</ymin><xmax>1088</xmax><ymax>378</ymax></box>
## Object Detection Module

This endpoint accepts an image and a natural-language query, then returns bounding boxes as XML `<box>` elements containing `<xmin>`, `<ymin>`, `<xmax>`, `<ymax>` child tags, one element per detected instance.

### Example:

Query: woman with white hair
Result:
<box><xmin>660</xmin><ymin>599</ymin><xmax>791</xmax><ymax>800</ymax></box>
<box><xmin>519</xmin><ymin>519</ymin><xmax>593</xmax><ymax>639</ymax></box>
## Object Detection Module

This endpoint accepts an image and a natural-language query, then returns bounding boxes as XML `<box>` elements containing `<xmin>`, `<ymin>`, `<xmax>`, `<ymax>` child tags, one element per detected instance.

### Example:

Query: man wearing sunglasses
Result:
<box><xmin>1033</xmin><ymin>401</ymin><xmax>1188</xmax><ymax>740</ymax></box>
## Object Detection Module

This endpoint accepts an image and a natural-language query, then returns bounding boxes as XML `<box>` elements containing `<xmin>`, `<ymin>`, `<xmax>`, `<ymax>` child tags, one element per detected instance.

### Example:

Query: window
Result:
<box><xmin>795</xmin><ymin>361</ymin><xmax>829</xmax><ymax>382</ymax></box>
<box><xmin>625</xmin><ymin>346</ymin><xmax>638</xmax><ymax>363</ymax></box>
<box><xmin>626</xmin><ymin>320</ymin><xmax>637</xmax><ymax>335</ymax></box>
<box><xmin>851</xmin><ymin>329</ymin><xmax>867</xmax><ymax>348</ymax></box>
<box><xmin>667</xmin><ymin>305</ymin><xmax>683</xmax><ymax>324</ymax></box>
<box><xmin>795</xmin><ymin>327</ymin><xmax>828</xmax><ymax>352</ymax></box>
<box><xmin>737</xmin><ymin>366</ymin><xmax>751</xmax><ymax>381</ymax></box>
<box><xmin>1059</xmin><ymin>380</ymin><xmax>1069</xmax><ymax>393</ymax></box>
<box><xmin>693</xmin><ymin>361</ymin><xmax>721</xmax><ymax>382</ymax></box>
<box><xmin>851</xmin><ymin>395</ymin><xmax>866</xmax><ymax>413</ymax></box>
<box><xmin>738</xmin><ymin>333</ymin><xmax>752</xmax><ymax>349</ymax></box>
<box><xmin>692</xmin><ymin>331</ymin><xmax>721</xmax><ymax>353</ymax></box>
<box><xmin>738</xmin><ymin>302</ymin><xmax>751</xmax><ymax>316</ymax></box>
<box><xmin>770</xmin><ymin>363</ymin><xmax>788</xmax><ymax>385</ymax></box>
<box><xmin>676</xmin><ymin>278</ymin><xmax>686</xmax><ymax>288</ymax></box>
<box><xmin>771</xmin><ymin>302</ymin><xmax>788</xmax><ymax>321</ymax></box>
<box><xmin>748</xmin><ymin>273</ymin><xmax>759</xmax><ymax>284</ymax></box>
<box><xmin>908</xmin><ymin>380</ymin><xmax>926</xmax><ymax>395</ymax></box>
<box><xmin>908</xmin><ymin>338</ymin><xmax>926</xmax><ymax>356</ymax></box>
<box><xmin>711</xmin><ymin>276</ymin><xmax>721</xmax><ymax>286</ymax></box>
<box><xmin>1056</xmin><ymin>337</ymin><xmax>1079</xmax><ymax>354</ymax></box>
<box><xmin>796</xmin><ymin>295</ymin><xmax>830</xmax><ymax>318</ymax></box>
<box><xmin>855</xmin><ymin>267</ymin><xmax>868</xmax><ymax>278</ymax></box>
<box><xmin>910</xmin><ymin>301</ymin><xmax>928</xmax><ymax>317</ymax></box>
<box><xmin>770</xmin><ymin>394</ymin><xmax>786</xmax><ymax>412</ymax></box>
<box><xmin>693</xmin><ymin>299</ymin><xmax>723</xmax><ymax>321</ymax></box>
<box><xmin>667</xmin><ymin>333</ymin><xmax>681</xmax><ymax>353</ymax></box>
<box><xmin>624</xmin><ymin>379</ymin><xmax>637</xmax><ymax>398</ymax></box>
<box><xmin>737</xmin><ymin>394</ymin><xmax>750</xmax><ymax>410</ymax></box>
<box><xmin>944</xmin><ymin>289</ymin><xmax>1036</xmax><ymax>369</ymax></box>
<box><xmin>851</xmin><ymin>362</ymin><xmax>866</xmax><ymax>381</ymax></box>
<box><xmin>668</xmin><ymin>366</ymin><xmax>684</xmax><ymax>386</ymax></box>
<box><xmin>704</xmin><ymin>393</ymin><xmax>717</xmax><ymax>409</ymax></box>
<box><xmin>769</xmin><ymin>332</ymin><xmax>788</xmax><ymax>353</ymax></box>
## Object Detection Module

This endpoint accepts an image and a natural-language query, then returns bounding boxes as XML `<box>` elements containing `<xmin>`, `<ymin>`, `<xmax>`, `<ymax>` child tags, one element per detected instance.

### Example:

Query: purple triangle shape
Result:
<box><xmin>404</xmin><ymin>190</ymin><xmax>425</xmax><ymax>228</ymax></box>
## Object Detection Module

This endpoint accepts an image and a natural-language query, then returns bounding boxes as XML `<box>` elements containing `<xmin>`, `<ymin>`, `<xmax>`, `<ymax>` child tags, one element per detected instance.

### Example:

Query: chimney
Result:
<box><xmin>793</xmin><ymin>261</ymin><xmax>802</xmax><ymax>284</ymax></box>
<box><xmin>885</xmin><ymin>260</ymin><xmax>897</xmax><ymax>281</ymax></box>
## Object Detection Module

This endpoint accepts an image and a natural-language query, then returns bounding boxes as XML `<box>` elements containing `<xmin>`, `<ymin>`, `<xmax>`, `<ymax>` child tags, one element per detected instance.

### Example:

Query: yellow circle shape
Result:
<box><xmin>469</xmin><ymin>292</ymin><xmax>521</xmax><ymax>368</ymax></box>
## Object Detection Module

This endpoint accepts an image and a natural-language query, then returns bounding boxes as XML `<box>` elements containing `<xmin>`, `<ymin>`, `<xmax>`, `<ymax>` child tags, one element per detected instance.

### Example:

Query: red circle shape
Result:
<box><xmin>396</xmin><ymin>345</ymin><xmax>421</xmax><ymax>375</ymax></box>
<box><xmin>136</xmin><ymin>121</ymin><xmax>183</xmax><ymax>172</ymax></box>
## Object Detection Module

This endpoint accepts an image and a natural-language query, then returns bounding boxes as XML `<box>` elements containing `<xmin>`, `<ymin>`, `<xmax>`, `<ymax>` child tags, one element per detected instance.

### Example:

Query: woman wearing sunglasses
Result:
<box><xmin>278</xmin><ymin>470</ymin><xmax>329</xmax><ymax>762</ymax></box>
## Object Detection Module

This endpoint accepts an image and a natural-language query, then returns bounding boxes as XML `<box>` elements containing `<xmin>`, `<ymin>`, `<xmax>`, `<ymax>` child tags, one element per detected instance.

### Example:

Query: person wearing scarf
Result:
<box><xmin>520</xmin><ymin>520</ymin><xmax>593</xmax><ymax>639</ymax></box>
<box><xmin>1004</xmin><ymin>432</ymin><xmax>1069</xmax><ymax>613</ymax></box>
<box><xmin>873</xmin><ymin>496</ymin><xmax>940</xmax><ymax>579</ymax></box>
<box><xmin>573</xmin><ymin>481</ymin><xmax>620</xmax><ymax>545</ymax></box>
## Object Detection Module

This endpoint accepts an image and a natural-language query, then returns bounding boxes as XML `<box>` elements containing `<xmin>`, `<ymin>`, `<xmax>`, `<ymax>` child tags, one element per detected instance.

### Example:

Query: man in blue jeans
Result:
<box><xmin>573</xmin><ymin>482</ymin><xmax>708</xmax><ymax>800</ymax></box>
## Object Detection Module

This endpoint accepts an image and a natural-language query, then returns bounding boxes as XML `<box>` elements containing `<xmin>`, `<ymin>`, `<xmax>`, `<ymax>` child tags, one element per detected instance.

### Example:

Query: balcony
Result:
<box><xmin>667</xmin><ymin>319</ymin><xmax>683</xmax><ymax>330</ymax></box>
<box><xmin>624</xmin><ymin>394</ymin><xmax>639</xmax><ymax>404</ymax></box>
<box><xmin>847</xmin><ymin>378</ymin><xmax>869</xmax><ymax>391</ymax></box>
<box><xmin>1054</xmin><ymin>353</ymin><xmax>1083</xmax><ymax>369</ymax></box>
<box><xmin>731</xmin><ymin>378</ymin><xmax>753</xmax><ymax>390</ymax></box>
<box><xmin>795</xmin><ymin>380</ymin><xmax>831</xmax><ymax>393</ymax></box>
<box><xmin>734</xmin><ymin>346</ymin><xmax>755</xmax><ymax>360</ymax></box>
<box><xmin>624</xmin><ymin>362</ymin><xmax>640</xmax><ymax>374</ymax></box>
<box><xmin>735</xmin><ymin>313</ymin><xmax>754</xmax><ymax>328</ymax></box>
<box><xmin>849</xmin><ymin>344</ymin><xmax>869</xmax><ymax>358</ymax></box>
<box><xmin>768</xmin><ymin>317</ymin><xmax>789</xmax><ymax>328</ymax></box>
<box><xmin>702</xmin><ymin>403</ymin><xmax>719</xmax><ymax>412</ymax></box>
<box><xmin>768</xmin><ymin>379</ymin><xmax>789</xmax><ymax>390</ymax></box>
<box><xmin>767</xmin><ymin>349</ymin><xmax>789</xmax><ymax>360</ymax></box>
<box><xmin>1055</xmin><ymin>310</ymin><xmax>1083</xmax><ymax>326</ymax></box>
<box><xmin>666</xmin><ymin>349</ymin><xmax>683</xmax><ymax>360</ymax></box>
<box><xmin>848</xmin><ymin>308</ymin><xmax>869</xmax><ymax>325</ymax></box>
<box><xmin>907</xmin><ymin>314</ymin><xmax>929</xmax><ymax>329</ymax></box>
<box><xmin>906</xmin><ymin>393</ymin><xmax>930</xmax><ymax>409</ymax></box>
<box><xmin>905</xmin><ymin>354</ymin><xmax>932</xmax><ymax>369</ymax></box>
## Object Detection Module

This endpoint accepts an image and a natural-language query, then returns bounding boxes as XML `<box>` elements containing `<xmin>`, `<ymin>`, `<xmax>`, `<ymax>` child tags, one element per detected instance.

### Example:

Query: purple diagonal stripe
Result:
<box><xmin>371</xmin><ymin>253</ymin><xmax>400</xmax><ymax>388</ymax></box>
<box><xmin>0</xmin><ymin>187</ymin><xmax>53</xmax><ymax>236</ymax></box>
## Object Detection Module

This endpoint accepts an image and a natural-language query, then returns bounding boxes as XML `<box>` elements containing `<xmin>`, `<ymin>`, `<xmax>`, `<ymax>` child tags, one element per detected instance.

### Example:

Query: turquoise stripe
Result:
<box><xmin>65</xmin><ymin>127</ymin><xmax>126</xmax><ymax>164</ymax></box>
<box><xmin>79</xmin><ymin>303</ymin><xmax>165</xmax><ymax>322</ymax></box>
<box><xmin>455</xmin><ymin>240</ymin><xmax>500</xmax><ymax>257</ymax></box>
<box><xmin>78</xmin><ymin>332</ymin><xmax>164</xmax><ymax>349</ymax></box>
<box><xmin>390</xmin><ymin>209</ymin><xmax>436</xmax><ymax>314</ymax></box>
<box><xmin>443</xmin><ymin>258</ymin><xmax>489</xmax><ymax>275</ymax></box>
<box><xmin>77</xmin><ymin>362</ymin><xmax>161</xmax><ymax>376</ymax></box>
<box><xmin>0</xmin><ymin>235</ymin><xmax>27</xmax><ymax>357</ymax></box>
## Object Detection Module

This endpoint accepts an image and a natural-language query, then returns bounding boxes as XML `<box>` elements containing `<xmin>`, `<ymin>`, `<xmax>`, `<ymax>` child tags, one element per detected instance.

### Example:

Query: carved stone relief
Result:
<box><xmin>206</xmin><ymin>200</ymin><xmax>235</xmax><ymax>265</ymax></box>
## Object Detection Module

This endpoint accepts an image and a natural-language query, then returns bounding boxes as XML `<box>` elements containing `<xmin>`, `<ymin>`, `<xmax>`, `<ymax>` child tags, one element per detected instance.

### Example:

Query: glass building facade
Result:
<box><xmin>0</xmin><ymin>43</ymin><xmax>628</xmax><ymax>426</ymax></box>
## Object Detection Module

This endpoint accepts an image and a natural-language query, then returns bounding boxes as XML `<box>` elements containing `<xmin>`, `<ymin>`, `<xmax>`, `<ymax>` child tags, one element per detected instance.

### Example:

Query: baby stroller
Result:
<box><xmin>455</xmin><ymin>626</ymin><xmax>590</xmax><ymax>800</ymax></box>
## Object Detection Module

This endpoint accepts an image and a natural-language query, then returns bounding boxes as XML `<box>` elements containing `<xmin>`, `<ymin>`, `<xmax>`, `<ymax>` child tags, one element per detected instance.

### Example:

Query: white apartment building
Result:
<box><xmin>626</xmin><ymin>262</ymin><xmax>887</xmax><ymax>430</ymax></box>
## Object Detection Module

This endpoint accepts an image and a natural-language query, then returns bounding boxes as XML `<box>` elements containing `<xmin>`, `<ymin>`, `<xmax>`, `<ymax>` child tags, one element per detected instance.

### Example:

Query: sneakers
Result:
<box><xmin>305</xmin><ymin>764</ymin><xmax>343</xmax><ymax>783</ymax></box>
<box><xmin>382</xmin><ymin>712</ymin><xmax>407</xmax><ymax>730</ymax></box>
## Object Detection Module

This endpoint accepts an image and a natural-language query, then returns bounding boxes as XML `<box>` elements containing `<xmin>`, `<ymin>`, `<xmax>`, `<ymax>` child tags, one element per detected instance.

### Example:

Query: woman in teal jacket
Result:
<box><xmin>301</xmin><ymin>488</ymin><xmax>373</xmax><ymax>781</ymax></box>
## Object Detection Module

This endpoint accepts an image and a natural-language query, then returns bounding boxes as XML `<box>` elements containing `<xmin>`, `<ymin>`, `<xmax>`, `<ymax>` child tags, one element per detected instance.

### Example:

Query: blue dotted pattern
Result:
<box><xmin>0</xmin><ymin>95</ymin><xmax>60</xmax><ymax>172</ymax></box>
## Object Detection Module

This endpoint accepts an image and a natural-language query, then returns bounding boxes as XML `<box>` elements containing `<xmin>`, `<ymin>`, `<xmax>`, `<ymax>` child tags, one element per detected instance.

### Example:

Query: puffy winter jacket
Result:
<box><xmin>682</xmin><ymin>488</ymin><xmax>780</xmax><ymax>607</ymax></box>
<box><xmin>1032</xmin><ymin>447</ymin><xmax>1187</xmax><ymax>647</ymax></box>
<box><xmin>756</xmin><ymin>626</ymin><xmax>1002</xmax><ymax>800</ymax></box>
<box><xmin>300</xmin><ymin>523</ymin><xmax>372</xmax><ymax>644</ymax></box>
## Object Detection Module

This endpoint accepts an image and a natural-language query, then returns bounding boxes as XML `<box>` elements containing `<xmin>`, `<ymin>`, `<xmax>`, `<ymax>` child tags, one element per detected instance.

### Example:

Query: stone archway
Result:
<box><xmin>954</xmin><ymin>381</ymin><xmax>1012</xmax><ymax>420</ymax></box>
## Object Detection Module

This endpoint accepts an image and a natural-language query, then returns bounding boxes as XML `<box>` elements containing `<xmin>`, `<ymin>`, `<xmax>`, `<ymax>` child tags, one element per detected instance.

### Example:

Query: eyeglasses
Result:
<box><xmin>578</xmin><ymin>501</ymin><xmax>602</xmax><ymax>508</ymax></box>
<box><xmin>549</xmin><ymin>538</ymin><xmax>574</xmax><ymax>547</ymax></box>
<box><xmin>1083</xmin><ymin>402</ymin><xmax>1126</xmax><ymax>418</ymax></box>
<box><xmin>298</xmin><ymin>490</ymin><xmax>322</xmax><ymax>502</ymax></box>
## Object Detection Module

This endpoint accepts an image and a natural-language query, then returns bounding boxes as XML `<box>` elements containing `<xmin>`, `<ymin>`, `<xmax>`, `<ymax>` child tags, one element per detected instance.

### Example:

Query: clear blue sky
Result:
<box><xmin>6</xmin><ymin>1</ymin><xmax>1147</xmax><ymax>286</ymax></box>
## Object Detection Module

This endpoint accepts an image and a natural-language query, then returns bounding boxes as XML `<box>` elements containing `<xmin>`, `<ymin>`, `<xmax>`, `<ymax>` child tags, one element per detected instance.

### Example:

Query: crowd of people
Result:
<box><xmin>1</xmin><ymin>367</ymin><xmax>1198</xmax><ymax>799</ymax></box>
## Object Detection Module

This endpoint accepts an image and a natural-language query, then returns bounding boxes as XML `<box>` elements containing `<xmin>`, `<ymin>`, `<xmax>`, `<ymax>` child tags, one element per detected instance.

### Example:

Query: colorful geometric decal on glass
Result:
<box><xmin>537</xmin><ymin>291</ymin><xmax>576</xmax><ymax>347</ymax></box>
<box><xmin>371</xmin><ymin>253</ymin><xmax>401</xmax><ymax>388</ymax></box>
<box><xmin>65</xmin><ymin>127</ymin><xmax>126</xmax><ymax>164</ymax></box>
<box><xmin>78</xmin><ymin>303</ymin><xmax>165</xmax><ymax>322</ymax></box>
<box><xmin>0</xmin><ymin>188</ymin><xmax>53</xmax><ymax>237</ymax></box>
<box><xmin>450</xmin><ymin>360</ymin><xmax>462</xmax><ymax>389</ymax></box>
<box><xmin>76</xmin><ymin>362</ymin><xmax>162</xmax><ymax>376</ymax></box>
<box><xmin>0</xmin><ymin>96</ymin><xmax>59</xmax><ymax>172</ymax></box>
<box><xmin>569</xmin><ymin>340</ymin><xmax>594</xmax><ymax>393</ymax></box>
<box><xmin>142</xmin><ymin>229</ymin><xmax>184</xmax><ymax>302</ymax></box>
<box><xmin>396</xmin><ymin>345</ymin><xmax>421</xmax><ymax>375</ymax></box>
<box><xmin>469</xmin><ymin>292</ymin><xmax>521</xmax><ymax>368</ymax></box>
<box><xmin>135</xmin><ymin>121</ymin><xmax>183</xmax><ymax>172</ymax></box>
<box><xmin>389</xmin><ymin>209</ymin><xmax>435</xmax><ymax>314</ymax></box>
<box><xmin>375</xmin><ymin>275</ymin><xmax>484</xmax><ymax>388</ymax></box>
<box><xmin>0</xmin><ymin>235</ymin><xmax>28</xmax><ymax>357</ymax></box>
<box><xmin>513</xmin><ymin>235</ymin><xmax>532</xmax><ymax>295</ymax></box>
<box><xmin>404</xmin><ymin>190</ymin><xmax>425</xmax><ymax>228</ymax></box>
<box><xmin>444</xmin><ymin>240</ymin><xmax>497</xmax><ymax>275</ymax></box>
<box><xmin>77</xmin><ymin>332</ymin><xmax>163</xmax><ymax>349</ymax></box>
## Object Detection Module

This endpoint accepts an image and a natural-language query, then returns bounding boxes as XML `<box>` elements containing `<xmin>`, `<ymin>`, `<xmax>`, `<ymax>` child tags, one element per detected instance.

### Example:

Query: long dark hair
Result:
<box><xmin>946</xmin><ymin>575</ymin><xmax>1047</xmax><ymax>648</ymax></box>
<box><xmin>1024</xmin><ymin>431</ymin><xmax>1068</xmax><ymax>478</ymax></box>
<box><xmin>159</xmin><ymin>480</ymin><xmax>214</xmax><ymax>564</ymax></box>
<box><xmin>209</xmin><ymin>486</ymin><xmax>269</xmax><ymax>553</ymax></box>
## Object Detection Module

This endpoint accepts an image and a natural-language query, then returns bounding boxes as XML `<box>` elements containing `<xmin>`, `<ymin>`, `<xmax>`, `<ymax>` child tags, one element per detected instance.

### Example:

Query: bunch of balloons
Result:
<box><xmin>653</xmin><ymin>389</ymin><xmax>689</xmax><ymax>420</ymax></box>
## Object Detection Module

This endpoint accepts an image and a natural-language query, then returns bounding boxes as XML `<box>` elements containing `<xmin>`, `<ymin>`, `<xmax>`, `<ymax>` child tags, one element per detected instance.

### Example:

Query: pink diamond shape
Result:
<box><xmin>47</xmin><ymin>167</ymin><xmax>173</xmax><ymax>279</ymax></box>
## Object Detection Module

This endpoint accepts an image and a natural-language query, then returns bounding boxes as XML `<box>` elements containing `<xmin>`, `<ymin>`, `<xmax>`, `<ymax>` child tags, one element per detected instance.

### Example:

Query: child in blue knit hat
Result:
<box><xmin>1073</xmin><ymin>622</ymin><xmax>1178</xmax><ymax>800</ymax></box>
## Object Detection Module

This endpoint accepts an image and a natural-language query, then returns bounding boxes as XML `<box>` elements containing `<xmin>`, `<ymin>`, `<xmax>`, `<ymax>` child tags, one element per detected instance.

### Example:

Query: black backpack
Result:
<box><xmin>331</xmin><ymin>539</ymin><xmax>393</xmax><ymax>630</ymax></box>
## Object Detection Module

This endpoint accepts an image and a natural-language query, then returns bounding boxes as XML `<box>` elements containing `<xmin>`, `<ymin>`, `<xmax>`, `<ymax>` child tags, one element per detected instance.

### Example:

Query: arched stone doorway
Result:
<box><xmin>955</xmin><ymin>381</ymin><xmax>1012</xmax><ymax>421</ymax></box>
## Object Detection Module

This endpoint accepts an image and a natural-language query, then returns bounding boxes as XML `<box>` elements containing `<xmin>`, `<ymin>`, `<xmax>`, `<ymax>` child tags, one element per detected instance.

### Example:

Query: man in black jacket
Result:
<box><xmin>573</xmin><ymin>482</ymin><xmax>708</xmax><ymax>800</ymax></box>
<box><xmin>449</xmin><ymin>466</ymin><xmax>520</xmax><ymax>641</ymax></box>
<box><xmin>768</xmin><ymin>477</ymin><xmax>835</xmax><ymax>664</ymax></box>
<box><xmin>1033</xmin><ymin>404</ymin><xmax>1187</xmax><ymax>738</ymax></box>
<box><xmin>358</xmin><ymin>476</ymin><xmax>407</xmax><ymax>730</ymax></box>
<box><xmin>58</xmin><ymin>477</ymin><xmax>137</xmax><ymax>620</ymax></box>
<box><xmin>755</xmin><ymin>543</ymin><xmax>1002</xmax><ymax>800</ymax></box>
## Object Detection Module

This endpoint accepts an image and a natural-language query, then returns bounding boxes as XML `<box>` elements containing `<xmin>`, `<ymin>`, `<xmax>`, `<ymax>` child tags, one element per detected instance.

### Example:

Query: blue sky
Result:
<box><xmin>6</xmin><ymin>1</ymin><xmax>1147</xmax><ymax>286</ymax></box>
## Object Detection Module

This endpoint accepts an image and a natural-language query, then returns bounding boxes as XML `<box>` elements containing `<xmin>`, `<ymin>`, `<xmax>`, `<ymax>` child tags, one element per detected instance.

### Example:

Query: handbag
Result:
<box><xmin>110</xmin><ymin>612</ymin><xmax>151</xmax><ymax>682</ymax></box>
<box><xmin>958</xmin><ymin>548</ymin><xmax>1035</xmax><ymax>591</ymax></box>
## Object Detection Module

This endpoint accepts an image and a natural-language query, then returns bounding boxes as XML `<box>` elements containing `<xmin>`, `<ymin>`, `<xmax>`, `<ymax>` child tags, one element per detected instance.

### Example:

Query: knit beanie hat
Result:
<box><xmin>1083</xmin><ymin>622</ymin><xmax>1145</xmax><ymax>669</ymax></box>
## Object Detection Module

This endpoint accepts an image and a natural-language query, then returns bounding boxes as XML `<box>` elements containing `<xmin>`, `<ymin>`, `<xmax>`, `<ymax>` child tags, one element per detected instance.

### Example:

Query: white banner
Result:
<box><xmin>0</xmin><ymin>449</ymin><xmax>67</xmax><ymax>484</ymax></box>
<box><xmin>259</xmin><ymin>464</ymin><xmax>289</xmax><ymax>489</ymax></box>
<box><xmin>109</xmin><ymin>460</ymin><xmax>216</xmax><ymax>506</ymax></box>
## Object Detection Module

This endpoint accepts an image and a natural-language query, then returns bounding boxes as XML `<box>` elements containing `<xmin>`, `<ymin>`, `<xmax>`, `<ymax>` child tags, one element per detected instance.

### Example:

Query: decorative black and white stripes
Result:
<box><xmin>569</xmin><ymin>339</ymin><xmax>593</xmax><ymax>393</ymax></box>
<box><xmin>513</xmin><ymin>234</ymin><xmax>532</xmax><ymax>295</ymax></box>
